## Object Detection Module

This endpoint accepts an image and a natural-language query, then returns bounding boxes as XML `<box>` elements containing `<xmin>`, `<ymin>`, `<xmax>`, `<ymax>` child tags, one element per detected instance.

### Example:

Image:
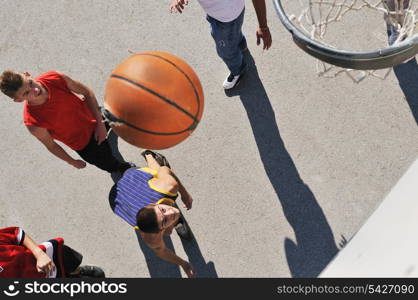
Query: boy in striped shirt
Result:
<box><xmin>109</xmin><ymin>151</ymin><xmax>195</xmax><ymax>278</ymax></box>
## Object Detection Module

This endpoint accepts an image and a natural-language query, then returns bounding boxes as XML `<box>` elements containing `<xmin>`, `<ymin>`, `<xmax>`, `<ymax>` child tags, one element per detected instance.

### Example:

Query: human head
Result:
<box><xmin>0</xmin><ymin>70</ymin><xmax>46</xmax><ymax>103</ymax></box>
<box><xmin>136</xmin><ymin>203</ymin><xmax>180</xmax><ymax>233</ymax></box>
<box><xmin>0</xmin><ymin>70</ymin><xmax>24</xmax><ymax>99</ymax></box>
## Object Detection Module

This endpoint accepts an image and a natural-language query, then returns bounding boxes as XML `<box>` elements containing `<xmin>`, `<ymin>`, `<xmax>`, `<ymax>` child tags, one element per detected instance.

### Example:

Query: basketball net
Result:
<box><xmin>288</xmin><ymin>0</ymin><xmax>418</xmax><ymax>82</ymax></box>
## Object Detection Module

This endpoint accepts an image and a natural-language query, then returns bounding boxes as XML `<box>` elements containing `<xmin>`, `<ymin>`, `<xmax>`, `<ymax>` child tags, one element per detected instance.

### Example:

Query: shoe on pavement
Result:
<box><xmin>223</xmin><ymin>73</ymin><xmax>242</xmax><ymax>90</ymax></box>
<box><xmin>141</xmin><ymin>150</ymin><xmax>171</xmax><ymax>168</ymax></box>
<box><xmin>78</xmin><ymin>265</ymin><xmax>105</xmax><ymax>278</ymax></box>
<box><xmin>175</xmin><ymin>222</ymin><xmax>193</xmax><ymax>241</ymax></box>
<box><xmin>175</xmin><ymin>213</ymin><xmax>193</xmax><ymax>241</ymax></box>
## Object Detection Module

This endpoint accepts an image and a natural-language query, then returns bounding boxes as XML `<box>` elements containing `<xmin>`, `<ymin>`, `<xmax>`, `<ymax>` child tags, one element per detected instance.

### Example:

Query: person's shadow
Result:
<box><xmin>392</xmin><ymin>58</ymin><xmax>418</xmax><ymax>125</ymax></box>
<box><xmin>135</xmin><ymin>230</ymin><xmax>218</xmax><ymax>278</ymax></box>
<box><xmin>225</xmin><ymin>51</ymin><xmax>339</xmax><ymax>277</ymax></box>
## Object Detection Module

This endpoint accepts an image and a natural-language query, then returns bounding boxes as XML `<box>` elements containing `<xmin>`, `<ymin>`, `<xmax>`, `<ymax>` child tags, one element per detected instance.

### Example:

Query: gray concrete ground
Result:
<box><xmin>320</xmin><ymin>158</ymin><xmax>418</xmax><ymax>277</ymax></box>
<box><xmin>0</xmin><ymin>0</ymin><xmax>417</xmax><ymax>278</ymax></box>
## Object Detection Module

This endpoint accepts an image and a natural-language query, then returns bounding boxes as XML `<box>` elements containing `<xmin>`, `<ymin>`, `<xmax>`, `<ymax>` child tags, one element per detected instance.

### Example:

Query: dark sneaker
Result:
<box><xmin>175</xmin><ymin>214</ymin><xmax>193</xmax><ymax>241</ymax></box>
<box><xmin>79</xmin><ymin>265</ymin><xmax>105</xmax><ymax>278</ymax></box>
<box><xmin>141</xmin><ymin>150</ymin><xmax>171</xmax><ymax>168</ymax></box>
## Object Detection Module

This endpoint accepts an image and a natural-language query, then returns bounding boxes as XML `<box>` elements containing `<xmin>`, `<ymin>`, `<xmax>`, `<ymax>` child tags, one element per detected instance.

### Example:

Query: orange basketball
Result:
<box><xmin>104</xmin><ymin>51</ymin><xmax>204</xmax><ymax>150</ymax></box>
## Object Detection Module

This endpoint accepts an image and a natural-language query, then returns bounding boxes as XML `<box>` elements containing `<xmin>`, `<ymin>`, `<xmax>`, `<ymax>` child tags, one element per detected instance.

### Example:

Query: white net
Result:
<box><xmin>282</xmin><ymin>0</ymin><xmax>418</xmax><ymax>82</ymax></box>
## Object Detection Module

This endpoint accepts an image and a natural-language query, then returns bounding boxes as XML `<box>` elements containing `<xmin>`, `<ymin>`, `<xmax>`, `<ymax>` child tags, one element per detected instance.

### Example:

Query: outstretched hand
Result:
<box><xmin>256</xmin><ymin>27</ymin><xmax>272</xmax><ymax>50</ymax></box>
<box><xmin>170</xmin><ymin>0</ymin><xmax>189</xmax><ymax>13</ymax></box>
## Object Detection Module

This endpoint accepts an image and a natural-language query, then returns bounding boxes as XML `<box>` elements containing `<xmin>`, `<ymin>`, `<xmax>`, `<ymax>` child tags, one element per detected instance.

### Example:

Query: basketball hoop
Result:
<box><xmin>274</xmin><ymin>0</ymin><xmax>418</xmax><ymax>82</ymax></box>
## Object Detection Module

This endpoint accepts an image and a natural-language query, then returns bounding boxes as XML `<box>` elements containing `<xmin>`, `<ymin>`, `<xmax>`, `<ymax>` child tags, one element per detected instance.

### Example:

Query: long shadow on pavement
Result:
<box><xmin>135</xmin><ymin>230</ymin><xmax>218</xmax><ymax>278</ymax></box>
<box><xmin>225</xmin><ymin>51</ymin><xmax>339</xmax><ymax>277</ymax></box>
<box><xmin>392</xmin><ymin>58</ymin><xmax>418</xmax><ymax>125</ymax></box>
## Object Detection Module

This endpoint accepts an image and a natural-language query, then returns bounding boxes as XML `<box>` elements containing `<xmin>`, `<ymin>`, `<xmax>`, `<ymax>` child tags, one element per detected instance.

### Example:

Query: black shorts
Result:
<box><xmin>62</xmin><ymin>245</ymin><xmax>83</xmax><ymax>274</ymax></box>
<box><xmin>49</xmin><ymin>239</ymin><xmax>83</xmax><ymax>277</ymax></box>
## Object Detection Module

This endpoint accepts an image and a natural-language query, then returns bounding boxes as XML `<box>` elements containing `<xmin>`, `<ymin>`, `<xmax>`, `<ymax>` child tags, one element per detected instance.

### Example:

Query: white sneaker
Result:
<box><xmin>222</xmin><ymin>73</ymin><xmax>241</xmax><ymax>90</ymax></box>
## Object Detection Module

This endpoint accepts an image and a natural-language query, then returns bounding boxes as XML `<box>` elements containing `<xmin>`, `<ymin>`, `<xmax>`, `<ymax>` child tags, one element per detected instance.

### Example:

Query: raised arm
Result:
<box><xmin>27</xmin><ymin>125</ymin><xmax>86</xmax><ymax>169</ymax></box>
<box><xmin>146</xmin><ymin>236</ymin><xmax>195</xmax><ymax>277</ymax></box>
<box><xmin>162</xmin><ymin>168</ymin><xmax>193</xmax><ymax>210</ymax></box>
<box><xmin>145</xmin><ymin>153</ymin><xmax>193</xmax><ymax>210</ymax></box>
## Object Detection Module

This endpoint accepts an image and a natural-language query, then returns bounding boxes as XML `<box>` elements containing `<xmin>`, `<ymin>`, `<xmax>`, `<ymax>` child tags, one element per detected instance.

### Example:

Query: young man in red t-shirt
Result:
<box><xmin>0</xmin><ymin>226</ymin><xmax>104</xmax><ymax>278</ymax></box>
<box><xmin>0</xmin><ymin>70</ymin><xmax>132</xmax><ymax>173</ymax></box>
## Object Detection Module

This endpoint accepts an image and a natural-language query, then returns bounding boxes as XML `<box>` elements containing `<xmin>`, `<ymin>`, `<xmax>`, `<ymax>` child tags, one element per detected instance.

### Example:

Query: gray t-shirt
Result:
<box><xmin>197</xmin><ymin>0</ymin><xmax>245</xmax><ymax>22</ymax></box>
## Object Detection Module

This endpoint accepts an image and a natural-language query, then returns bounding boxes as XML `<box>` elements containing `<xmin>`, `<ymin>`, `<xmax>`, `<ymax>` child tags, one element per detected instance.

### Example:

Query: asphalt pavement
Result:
<box><xmin>0</xmin><ymin>0</ymin><xmax>417</xmax><ymax>278</ymax></box>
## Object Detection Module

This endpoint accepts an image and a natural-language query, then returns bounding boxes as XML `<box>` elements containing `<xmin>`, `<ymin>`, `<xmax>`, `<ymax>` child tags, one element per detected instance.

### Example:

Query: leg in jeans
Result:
<box><xmin>239</xmin><ymin>34</ymin><xmax>248</xmax><ymax>52</ymax></box>
<box><xmin>207</xmin><ymin>9</ymin><xmax>247</xmax><ymax>76</ymax></box>
<box><xmin>76</xmin><ymin>134</ymin><xmax>131</xmax><ymax>173</ymax></box>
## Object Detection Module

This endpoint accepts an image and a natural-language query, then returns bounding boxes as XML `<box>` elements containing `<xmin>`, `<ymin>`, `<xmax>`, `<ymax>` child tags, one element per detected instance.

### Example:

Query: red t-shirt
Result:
<box><xmin>23</xmin><ymin>71</ymin><xmax>97</xmax><ymax>150</ymax></box>
<box><xmin>0</xmin><ymin>227</ymin><xmax>65</xmax><ymax>278</ymax></box>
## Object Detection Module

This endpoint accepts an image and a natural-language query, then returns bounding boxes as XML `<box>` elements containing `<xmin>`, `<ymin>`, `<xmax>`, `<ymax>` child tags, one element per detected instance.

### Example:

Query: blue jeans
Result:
<box><xmin>206</xmin><ymin>8</ymin><xmax>247</xmax><ymax>76</ymax></box>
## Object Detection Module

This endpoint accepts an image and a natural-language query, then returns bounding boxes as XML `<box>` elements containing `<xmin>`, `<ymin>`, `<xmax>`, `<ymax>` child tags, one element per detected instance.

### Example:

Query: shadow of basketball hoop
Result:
<box><xmin>135</xmin><ymin>229</ymin><xmax>218</xmax><ymax>278</ymax></box>
<box><xmin>392</xmin><ymin>58</ymin><xmax>418</xmax><ymax>126</ymax></box>
<box><xmin>225</xmin><ymin>51</ymin><xmax>339</xmax><ymax>277</ymax></box>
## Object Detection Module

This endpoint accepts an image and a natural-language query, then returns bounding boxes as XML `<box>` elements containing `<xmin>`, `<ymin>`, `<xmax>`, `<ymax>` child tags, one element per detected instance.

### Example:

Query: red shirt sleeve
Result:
<box><xmin>36</xmin><ymin>71</ymin><xmax>70</xmax><ymax>93</ymax></box>
<box><xmin>0</xmin><ymin>227</ymin><xmax>25</xmax><ymax>246</ymax></box>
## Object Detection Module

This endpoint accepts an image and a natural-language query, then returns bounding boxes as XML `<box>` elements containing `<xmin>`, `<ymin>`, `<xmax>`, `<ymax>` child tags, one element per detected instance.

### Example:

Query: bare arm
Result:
<box><xmin>252</xmin><ymin>0</ymin><xmax>268</xmax><ymax>28</ymax></box>
<box><xmin>27</xmin><ymin>126</ymin><xmax>86</xmax><ymax>169</ymax></box>
<box><xmin>59</xmin><ymin>72</ymin><xmax>107</xmax><ymax>144</ymax></box>
<box><xmin>22</xmin><ymin>232</ymin><xmax>56</xmax><ymax>277</ymax></box>
<box><xmin>251</xmin><ymin>0</ymin><xmax>272</xmax><ymax>50</ymax></box>
<box><xmin>163</xmin><ymin>168</ymin><xmax>193</xmax><ymax>210</ymax></box>
<box><xmin>147</xmin><ymin>237</ymin><xmax>195</xmax><ymax>278</ymax></box>
<box><xmin>145</xmin><ymin>154</ymin><xmax>193</xmax><ymax>209</ymax></box>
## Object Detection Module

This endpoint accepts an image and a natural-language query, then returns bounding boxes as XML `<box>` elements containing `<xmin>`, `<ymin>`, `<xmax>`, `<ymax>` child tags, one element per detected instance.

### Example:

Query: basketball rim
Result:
<box><xmin>273</xmin><ymin>0</ymin><xmax>418</xmax><ymax>70</ymax></box>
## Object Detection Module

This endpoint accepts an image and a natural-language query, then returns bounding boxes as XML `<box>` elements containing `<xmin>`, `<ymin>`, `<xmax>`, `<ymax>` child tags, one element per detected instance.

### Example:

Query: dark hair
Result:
<box><xmin>0</xmin><ymin>70</ymin><xmax>24</xmax><ymax>98</ymax></box>
<box><xmin>136</xmin><ymin>205</ymin><xmax>160</xmax><ymax>233</ymax></box>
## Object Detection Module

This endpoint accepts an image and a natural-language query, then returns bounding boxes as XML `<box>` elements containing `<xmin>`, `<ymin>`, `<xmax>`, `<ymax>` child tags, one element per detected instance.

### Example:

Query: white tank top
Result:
<box><xmin>197</xmin><ymin>0</ymin><xmax>245</xmax><ymax>22</ymax></box>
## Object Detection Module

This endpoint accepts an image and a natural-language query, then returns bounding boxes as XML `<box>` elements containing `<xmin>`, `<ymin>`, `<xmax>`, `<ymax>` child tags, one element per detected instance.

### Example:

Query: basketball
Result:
<box><xmin>104</xmin><ymin>51</ymin><xmax>204</xmax><ymax>150</ymax></box>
